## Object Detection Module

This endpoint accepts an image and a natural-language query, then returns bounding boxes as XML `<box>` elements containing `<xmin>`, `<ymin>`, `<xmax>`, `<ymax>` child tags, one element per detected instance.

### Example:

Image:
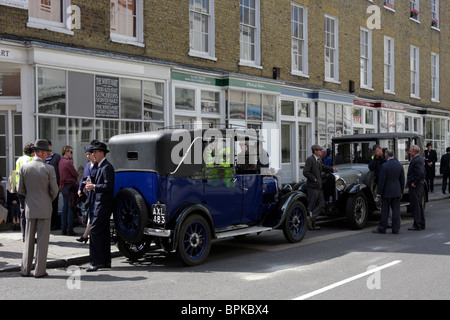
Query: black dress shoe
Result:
<box><xmin>86</xmin><ymin>264</ymin><xmax>111</xmax><ymax>272</ymax></box>
<box><xmin>76</xmin><ymin>236</ymin><xmax>89</xmax><ymax>244</ymax></box>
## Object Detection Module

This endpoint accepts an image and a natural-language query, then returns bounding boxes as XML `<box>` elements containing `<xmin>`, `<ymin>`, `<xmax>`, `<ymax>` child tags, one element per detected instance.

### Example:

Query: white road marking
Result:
<box><xmin>293</xmin><ymin>260</ymin><xmax>402</xmax><ymax>300</ymax></box>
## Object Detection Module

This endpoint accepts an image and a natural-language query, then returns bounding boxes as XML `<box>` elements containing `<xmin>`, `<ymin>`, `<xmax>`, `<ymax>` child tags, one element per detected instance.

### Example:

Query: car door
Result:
<box><xmin>203</xmin><ymin>136</ymin><xmax>242</xmax><ymax>228</ymax></box>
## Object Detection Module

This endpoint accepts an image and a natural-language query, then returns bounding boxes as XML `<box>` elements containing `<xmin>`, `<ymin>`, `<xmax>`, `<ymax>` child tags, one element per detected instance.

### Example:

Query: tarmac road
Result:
<box><xmin>0</xmin><ymin>192</ymin><xmax>449</xmax><ymax>303</ymax></box>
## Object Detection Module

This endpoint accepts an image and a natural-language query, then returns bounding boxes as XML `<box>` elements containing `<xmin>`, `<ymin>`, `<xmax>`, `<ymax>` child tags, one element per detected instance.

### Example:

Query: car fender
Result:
<box><xmin>170</xmin><ymin>203</ymin><xmax>214</xmax><ymax>251</ymax></box>
<box><xmin>274</xmin><ymin>191</ymin><xmax>308</xmax><ymax>229</ymax></box>
<box><xmin>347</xmin><ymin>183</ymin><xmax>367</xmax><ymax>195</ymax></box>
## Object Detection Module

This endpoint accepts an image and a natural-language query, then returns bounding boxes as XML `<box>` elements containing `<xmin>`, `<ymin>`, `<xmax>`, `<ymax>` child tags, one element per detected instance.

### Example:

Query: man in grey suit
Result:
<box><xmin>303</xmin><ymin>144</ymin><xmax>337</xmax><ymax>230</ymax></box>
<box><xmin>373</xmin><ymin>150</ymin><xmax>405</xmax><ymax>234</ymax></box>
<box><xmin>18</xmin><ymin>139</ymin><xmax>59</xmax><ymax>278</ymax></box>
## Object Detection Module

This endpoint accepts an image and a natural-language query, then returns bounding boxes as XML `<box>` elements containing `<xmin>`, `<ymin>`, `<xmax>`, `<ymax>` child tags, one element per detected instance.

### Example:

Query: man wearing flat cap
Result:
<box><xmin>85</xmin><ymin>141</ymin><xmax>115</xmax><ymax>272</ymax></box>
<box><xmin>18</xmin><ymin>139</ymin><xmax>59</xmax><ymax>278</ymax></box>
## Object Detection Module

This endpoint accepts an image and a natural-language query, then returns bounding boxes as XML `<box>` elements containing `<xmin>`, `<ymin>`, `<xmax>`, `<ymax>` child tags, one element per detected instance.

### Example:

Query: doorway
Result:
<box><xmin>0</xmin><ymin>110</ymin><xmax>22</xmax><ymax>183</ymax></box>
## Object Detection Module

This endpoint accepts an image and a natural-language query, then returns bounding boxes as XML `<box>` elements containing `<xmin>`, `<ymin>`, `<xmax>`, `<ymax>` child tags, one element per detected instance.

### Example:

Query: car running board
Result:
<box><xmin>215</xmin><ymin>226</ymin><xmax>273</xmax><ymax>239</ymax></box>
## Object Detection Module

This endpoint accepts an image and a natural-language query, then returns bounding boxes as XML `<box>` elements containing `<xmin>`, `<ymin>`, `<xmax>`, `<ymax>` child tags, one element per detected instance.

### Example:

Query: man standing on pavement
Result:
<box><xmin>440</xmin><ymin>147</ymin><xmax>450</xmax><ymax>194</ymax></box>
<box><xmin>406</xmin><ymin>145</ymin><xmax>425</xmax><ymax>231</ymax></box>
<box><xmin>424</xmin><ymin>143</ymin><xmax>437</xmax><ymax>192</ymax></box>
<box><xmin>303</xmin><ymin>144</ymin><xmax>337</xmax><ymax>230</ymax></box>
<box><xmin>18</xmin><ymin>139</ymin><xmax>59</xmax><ymax>278</ymax></box>
<box><xmin>373</xmin><ymin>150</ymin><xmax>404</xmax><ymax>234</ymax></box>
<box><xmin>84</xmin><ymin>141</ymin><xmax>115</xmax><ymax>272</ymax></box>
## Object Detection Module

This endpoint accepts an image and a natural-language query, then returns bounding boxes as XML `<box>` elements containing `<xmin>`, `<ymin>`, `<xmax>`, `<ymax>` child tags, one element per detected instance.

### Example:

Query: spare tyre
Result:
<box><xmin>113</xmin><ymin>188</ymin><xmax>148</xmax><ymax>243</ymax></box>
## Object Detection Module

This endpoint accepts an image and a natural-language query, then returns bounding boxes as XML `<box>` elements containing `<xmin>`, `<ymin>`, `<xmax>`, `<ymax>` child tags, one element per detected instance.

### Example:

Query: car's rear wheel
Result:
<box><xmin>113</xmin><ymin>188</ymin><xmax>148</xmax><ymax>243</ymax></box>
<box><xmin>346</xmin><ymin>191</ymin><xmax>369</xmax><ymax>229</ymax></box>
<box><xmin>282</xmin><ymin>200</ymin><xmax>308</xmax><ymax>243</ymax></box>
<box><xmin>177</xmin><ymin>214</ymin><xmax>211</xmax><ymax>266</ymax></box>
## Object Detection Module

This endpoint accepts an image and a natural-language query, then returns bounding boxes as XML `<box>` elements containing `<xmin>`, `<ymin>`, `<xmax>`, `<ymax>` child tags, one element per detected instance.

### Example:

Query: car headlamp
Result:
<box><xmin>335</xmin><ymin>177</ymin><xmax>346</xmax><ymax>192</ymax></box>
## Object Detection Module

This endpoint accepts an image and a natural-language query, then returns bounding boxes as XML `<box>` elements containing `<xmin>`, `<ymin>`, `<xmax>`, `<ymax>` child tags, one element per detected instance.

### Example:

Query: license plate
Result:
<box><xmin>151</xmin><ymin>202</ymin><xmax>166</xmax><ymax>225</ymax></box>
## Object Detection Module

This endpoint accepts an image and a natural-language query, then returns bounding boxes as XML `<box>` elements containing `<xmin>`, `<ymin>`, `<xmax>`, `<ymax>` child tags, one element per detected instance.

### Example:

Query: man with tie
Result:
<box><xmin>406</xmin><ymin>145</ymin><xmax>425</xmax><ymax>231</ymax></box>
<box><xmin>85</xmin><ymin>141</ymin><xmax>115</xmax><ymax>271</ymax></box>
<box><xmin>373</xmin><ymin>150</ymin><xmax>404</xmax><ymax>234</ymax></box>
<box><xmin>303</xmin><ymin>144</ymin><xmax>338</xmax><ymax>230</ymax></box>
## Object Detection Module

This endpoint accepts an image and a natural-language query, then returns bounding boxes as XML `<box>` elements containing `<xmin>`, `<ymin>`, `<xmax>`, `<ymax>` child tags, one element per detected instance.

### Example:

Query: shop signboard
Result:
<box><xmin>95</xmin><ymin>75</ymin><xmax>119</xmax><ymax>118</ymax></box>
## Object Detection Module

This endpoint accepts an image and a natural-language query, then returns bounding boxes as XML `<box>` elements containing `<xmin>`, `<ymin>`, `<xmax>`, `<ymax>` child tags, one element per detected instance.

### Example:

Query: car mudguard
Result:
<box><xmin>169</xmin><ymin>203</ymin><xmax>214</xmax><ymax>252</ymax></box>
<box><xmin>274</xmin><ymin>191</ymin><xmax>308</xmax><ymax>229</ymax></box>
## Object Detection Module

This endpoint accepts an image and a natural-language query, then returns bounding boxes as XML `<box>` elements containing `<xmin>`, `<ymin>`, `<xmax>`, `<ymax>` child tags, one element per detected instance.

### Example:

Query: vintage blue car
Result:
<box><xmin>108</xmin><ymin>127</ymin><xmax>308</xmax><ymax>266</ymax></box>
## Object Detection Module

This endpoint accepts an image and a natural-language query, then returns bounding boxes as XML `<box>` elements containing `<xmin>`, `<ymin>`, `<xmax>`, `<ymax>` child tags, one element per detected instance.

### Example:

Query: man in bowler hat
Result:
<box><xmin>85</xmin><ymin>141</ymin><xmax>115</xmax><ymax>272</ymax></box>
<box><xmin>18</xmin><ymin>139</ymin><xmax>59</xmax><ymax>277</ymax></box>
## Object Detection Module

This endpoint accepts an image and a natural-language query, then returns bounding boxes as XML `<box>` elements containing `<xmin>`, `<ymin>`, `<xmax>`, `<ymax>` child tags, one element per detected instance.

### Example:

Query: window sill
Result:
<box><xmin>383</xmin><ymin>90</ymin><xmax>396</xmax><ymax>95</ymax></box>
<box><xmin>409</xmin><ymin>17</ymin><xmax>420</xmax><ymax>24</ymax></box>
<box><xmin>188</xmin><ymin>50</ymin><xmax>217</xmax><ymax>61</ymax></box>
<box><xmin>383</xmin><ymin>5</ymin><xmax>395</xmax><ymax>13</ymax></box>
<box><xmin>238</xmin><ymin>60</ymin><xmax>263</xmax><ymax>69</ymax></box>
<box><xmin>110</xmin><ymin>35</ymin><xmax>145</xmax><ymax>48</ymax></box>
<box><xmin>291</xmin><ymin>70</ymin><xmax>309</xmax><ymax>78</ymax></box>
<box><xmin>410</xmin><ymin>94</ymin><xmax>421</xmax><ymax>100</ymax></box>
<box><xmin>27</xmin><ymin>21</ymin><xmax>74</xmax><ymax>35</ymax></box>
<box><xmin>431</xmin><ymin>26</ymin><xmax>440</xmax><ymax>31</ymax></box>
<box><xmin>360</xmin><ymin>86</ymin><xmax>374</xmax><ymax>91</ymax></box>
<box><xmin>324</xmin><ymin>78</ymin><xmax>341</xmax><ymax>85</ymax></box>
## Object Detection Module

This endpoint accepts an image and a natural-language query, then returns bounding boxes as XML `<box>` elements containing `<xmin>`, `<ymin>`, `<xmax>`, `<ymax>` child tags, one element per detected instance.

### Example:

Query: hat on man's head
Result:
<box><xmin>91</xmin><ymin>141</ymin><xmax>109</xmax><ymax>154</ymax></box>
<box><xmin>32</xmin><ymin>139</ymin><xmax>51</xmax><ymax>152</ymax></box>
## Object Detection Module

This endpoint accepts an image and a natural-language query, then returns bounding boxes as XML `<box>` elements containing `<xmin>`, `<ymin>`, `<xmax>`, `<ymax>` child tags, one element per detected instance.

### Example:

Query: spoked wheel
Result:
<box><xmin>282</xmin><ymin>200</ymin><xmax>308</xmax><ymax>243</ymax></box>
<box><xmin>346</xmin><ymin>191</ymin><xmax>369</xmax><ymax>229</ymax></box>
<box><xmin>117</xmin><ymin>237</ymin><xmax>151</xmax><ymax>261</ymax></box>
<box><xmin>177</xmin><ymin>214</ymin><xmax>211</xmax><ymax>266</ymax></box>
<box><xmin>113</xmin><ymin>189</ymin><xmax>148</xmax><ymax>243</ymax></box>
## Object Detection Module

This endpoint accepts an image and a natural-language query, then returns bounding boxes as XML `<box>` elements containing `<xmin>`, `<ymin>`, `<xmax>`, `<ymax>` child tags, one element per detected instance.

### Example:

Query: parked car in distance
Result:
<box><xmin>108</xmin><ymin>127</ymin><xmax>309</xmax><ymax>266</ymax></box>
<box><xmin>297</xmin><ymin>133</ymin><xmax>428</xmax><ymax>229</ymax></box>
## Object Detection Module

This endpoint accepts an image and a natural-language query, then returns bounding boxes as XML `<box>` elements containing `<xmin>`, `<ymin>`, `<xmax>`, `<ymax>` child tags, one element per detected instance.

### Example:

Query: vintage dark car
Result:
<box><xmin>108</xmin><ymin>127</ymin><xmax>309</xmax><ymax>266</ymax></box>
<box><xmin>298</xmin><ymin>133</ymin><xmax>428</xmax><ymax>229</ymax></box>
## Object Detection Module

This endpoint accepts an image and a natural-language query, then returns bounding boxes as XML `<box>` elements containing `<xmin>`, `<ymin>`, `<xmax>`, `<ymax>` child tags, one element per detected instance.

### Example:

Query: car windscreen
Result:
<box><xmin>333</xmin><ymin>141</ymin><xmax>377</xmax><ymax>164</ymax></box>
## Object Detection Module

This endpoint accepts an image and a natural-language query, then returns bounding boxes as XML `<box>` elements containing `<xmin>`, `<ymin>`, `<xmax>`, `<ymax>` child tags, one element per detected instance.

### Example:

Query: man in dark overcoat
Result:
<box><xmin>424</xmin><ymin>143</ymin><xmax>437</xmax><ymax>192</ymax></box>
<box><xmin>373</xmin><ymin>150</ymin><xmax>404</xmax><ymax>234</ymax></box>
<box><xmin>85</xmin><ymin>141</ymin><xmax>115</xmax><ymax>272</ymax></box>
<box><xmin>406</xmin><ymin>145</ymin><xmax>425</xmax><ymax>231</ymax></box>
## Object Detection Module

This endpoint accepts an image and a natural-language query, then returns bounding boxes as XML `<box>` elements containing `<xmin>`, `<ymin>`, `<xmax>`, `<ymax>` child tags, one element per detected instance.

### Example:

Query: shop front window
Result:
<box><xmin>201</xmin><ymin>91</ymin><xmax>219</xmax><ymax>114</ymax></box>
<box><xmin>38</xmin><ymin>67</ymin><xmax>66</xmax><ymax>115</ymax></box>
<box><xmin>144</xmin><ymin>81</ymin><xmax>164</xmax><ymax>121</ymax></box>
<box><xmin>121</xmin><ymin>78</ymin><xmax>142</xmax><ymax>119</ymax></box>
<box><xmin>175</xmin><ymin>88</ymin><xmax>195</xmax><ymax>111</ymax></box>
<box><xmin>0</xmin><ymin>70</ymin><xmax>21</xmax><ymax>97</ymax></box>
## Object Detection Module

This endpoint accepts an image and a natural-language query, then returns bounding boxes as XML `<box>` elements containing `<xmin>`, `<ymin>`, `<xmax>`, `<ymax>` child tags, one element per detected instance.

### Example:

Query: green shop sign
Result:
<box><xmin>172</xmin><ymin>71</ymin><xmax>280</xmax><ymax>93</ymax></box>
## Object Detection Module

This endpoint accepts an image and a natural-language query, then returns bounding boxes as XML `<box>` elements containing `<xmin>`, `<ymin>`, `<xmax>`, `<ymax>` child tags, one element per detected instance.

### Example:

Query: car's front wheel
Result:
<box><xmin>346</xmin><ymin>191</ymin><xmax>369</xmax><ymax>229</ymax></box>
<box><xmin>177</xmin><ymin>214</ymin><xmax>211</xmax><ymax>266</ymax></box>
<box><xmin>282</xmin><ymin>200</ymin><xmax>308</xmax><ymax>243</ymax></box>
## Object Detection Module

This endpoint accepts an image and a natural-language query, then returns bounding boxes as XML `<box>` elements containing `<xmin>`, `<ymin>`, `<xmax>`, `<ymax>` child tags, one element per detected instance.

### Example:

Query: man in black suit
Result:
<box><xmin>440</xmin><ymin>147</ymin><xmax>450</xmax><ymax>194</ymax></box>
<box><xmin>85</xmin><ymin>141</ymin><xmax>115</xmax><ymax>272</ymax></box>
<box><xmin>424</xmin><ymin>143</ymin><xmax>437</xmax><ymax>192</ymax></box>
<box><xmin>373</xmin><ymin>150</ymin><xmax>404</xmax><ymax>234</ymax></box>
<box><xmin>303</xmin><ymin>144</ymin><xmax>337</xmax><ymax>230</ymax></box>
<box><xmin>406</xmin><ymin>145</ymin><xmax>425</xmax><ymax>231</ymax></box>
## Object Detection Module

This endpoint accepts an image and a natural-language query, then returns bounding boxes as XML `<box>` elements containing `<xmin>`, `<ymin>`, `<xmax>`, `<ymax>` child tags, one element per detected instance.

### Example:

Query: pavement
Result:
<box><xmin>1</xmin><ymin>187</ymin><xmax>449</xmax><ymax>273</ymax></box>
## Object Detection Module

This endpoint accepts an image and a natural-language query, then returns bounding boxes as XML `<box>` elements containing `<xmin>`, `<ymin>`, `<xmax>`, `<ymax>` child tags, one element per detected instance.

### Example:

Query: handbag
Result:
<box><xmin>7</xmin><ymin>170</ymin><xmax>17</xmax><ymax>194</ymax></box>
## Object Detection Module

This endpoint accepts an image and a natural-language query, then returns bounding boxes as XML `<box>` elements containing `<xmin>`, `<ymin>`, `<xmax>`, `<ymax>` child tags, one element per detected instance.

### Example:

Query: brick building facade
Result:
<box><xmin>0</xmin><ymin>0</ymin><xmax>448</xmax><ymax>185</ymax></box>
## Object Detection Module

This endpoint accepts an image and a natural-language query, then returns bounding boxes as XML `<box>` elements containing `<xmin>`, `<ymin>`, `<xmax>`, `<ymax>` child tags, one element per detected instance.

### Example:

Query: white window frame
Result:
<box><xmin>110</xmin><ymin>0</ymin><xmax>144</xmax><ymax>47</ymax></box>
<box><xmin>324</xmin><ymin>15</ymin><xmax>339</xmax><ymax>83</ymax></box>
<box><xmin>431</xmin><ymin>52</ymin><xmax>440</xmax><ymax>102</ymax></box>
<box><xmin>410</xmin><ymin>45</ymin><xmax>420</xmax><ymax>99</ymax></box>
<box><xmin>291</xmin><ymin>3</ymin><xmax>308</xmax><ymax>77</ymax></box>
<box><xmin>239</xmin><ymin>0</ymin><xmax>261</xmax><ymax>68</ymax></box>
<box><xmin>431</xmin><ymin>0</ymin><xmax>440</xmax><ymax>29</ymax></box>
<box><xmin>410</xmin><ymin>0</ymin><xmax>420</xmax><ymax>21</ymax></box>
<box><xmin>384</xmin><ymin>0</ymin><xmax>395</xmax><ymax>11</ymax></box>
<box><xmin>384</xmin><ymin>36</ymin><xmax>395</xmax><ymax>94</ymax></box>
<box><xmin>189</xmin><ymin>0</ymin><xmax>216</xmax><ymax>61</ymax></box>
<box><xmin>27</xmin><ymin>0</ymin><xmax>74</xmax><ymax>35</ymax></box>
<box><xmin>360</xmin><ymin>27</ymin><xmax>372</xmax><ymax>89</ymax></box>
